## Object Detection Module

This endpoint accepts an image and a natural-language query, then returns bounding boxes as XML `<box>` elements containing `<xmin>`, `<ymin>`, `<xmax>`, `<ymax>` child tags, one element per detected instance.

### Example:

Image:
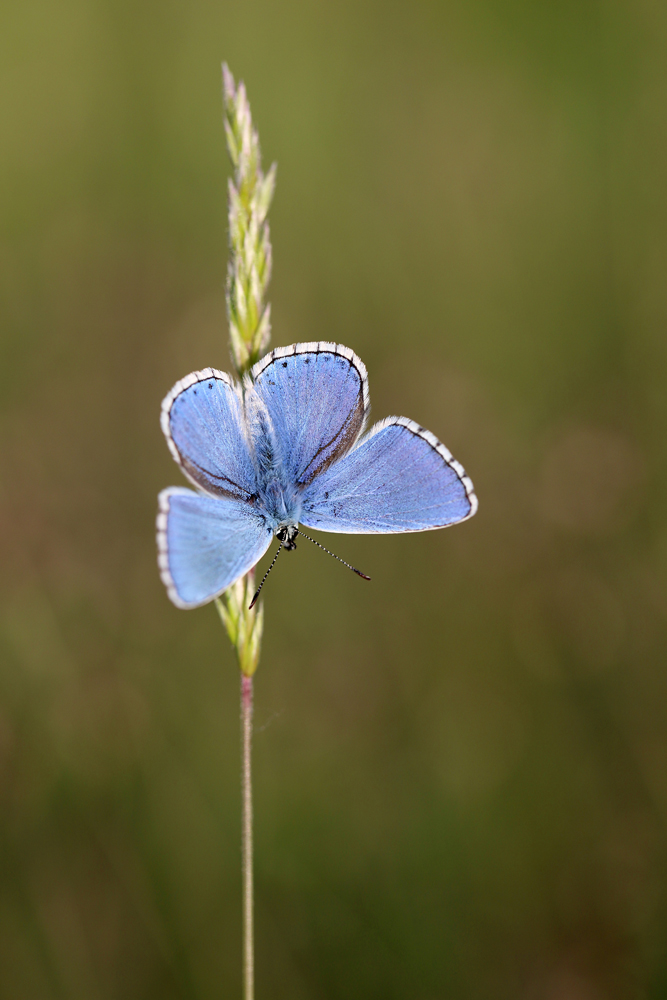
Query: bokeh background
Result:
<box><xmin>2</xmin><ymin>1</ymin><xmax>667</xmax><ymax>997</ymax></box>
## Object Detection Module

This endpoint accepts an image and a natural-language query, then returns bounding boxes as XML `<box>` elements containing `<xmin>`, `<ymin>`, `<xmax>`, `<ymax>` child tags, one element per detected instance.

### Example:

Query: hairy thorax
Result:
<box><xmin>257</xmin><ymin>475</ymin><xmax>302</xmax><ymax>533</ymax></box>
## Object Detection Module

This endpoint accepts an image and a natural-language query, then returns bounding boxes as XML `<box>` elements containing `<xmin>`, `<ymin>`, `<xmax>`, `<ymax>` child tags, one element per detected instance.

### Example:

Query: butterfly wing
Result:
<box><xmin>300</xmin><ymin>416</ymin><xmax>477</xmax><ymax>533</ymax></box>
<box><xmin>249</xmin><ymin>342</ymin><xmax>369</xmax><ymax>486</ymax></box>
<box><xmin>161</xmin><ymin>367</ymin><xmax>256</xmax><ymax>500</ymax></box>
<box><xmin>157</xmin><ymin>488</ymin><xmax>273</xmax><ymax>608</ymax></box>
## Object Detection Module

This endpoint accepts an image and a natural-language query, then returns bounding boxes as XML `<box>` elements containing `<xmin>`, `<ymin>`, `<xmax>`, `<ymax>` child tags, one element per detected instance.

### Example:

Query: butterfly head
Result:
<box><xmin>276</xmin><ymin>524</ymin><xmax>298</xmax><ymax>550</ymax></box>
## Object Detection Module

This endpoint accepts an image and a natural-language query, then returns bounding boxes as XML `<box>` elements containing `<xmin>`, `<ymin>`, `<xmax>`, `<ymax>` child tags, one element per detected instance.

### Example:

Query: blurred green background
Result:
<box><xmin>1</xmin><ymin>0</ymin><xmax>667</xmax><ymax>997</ymax></box>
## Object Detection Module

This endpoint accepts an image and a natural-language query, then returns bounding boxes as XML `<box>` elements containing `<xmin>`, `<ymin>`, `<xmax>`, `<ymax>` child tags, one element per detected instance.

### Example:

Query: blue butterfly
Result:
<box><xmin>157</xmin><ymin>342</ymin><xmax>477</xmax><ymax>608</ymax></box>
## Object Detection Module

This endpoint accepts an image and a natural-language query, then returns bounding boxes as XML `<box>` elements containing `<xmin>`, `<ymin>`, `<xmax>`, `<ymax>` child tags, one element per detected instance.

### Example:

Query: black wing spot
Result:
<box><xmin>324</xmin><ymin>491</ymin><xmax>329</xmax><ymax>499</ymax></box>
<box><xmin>304</xmin><ymin>357</ymin><xmax>310</xmax><ymax>364</ymax></box>
<box><xmin>193</xmin><ymin>388</ymin><xmax>197</xmax><ymax>395</ymax></box>
<box><xmin>208</xmin><ymin>382</ymin><xmax>213</xmax><ymax>389</ymax></box>
<box><xmin>282</xmin><ymin>362</ymin><xmax>288</xmax><ymax>368</ymax></box>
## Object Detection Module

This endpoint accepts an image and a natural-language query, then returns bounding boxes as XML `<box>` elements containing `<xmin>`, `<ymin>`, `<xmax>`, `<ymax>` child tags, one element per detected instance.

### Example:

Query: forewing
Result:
<box><xmin>161</xmin><ymin>368</ymin><xmax>256</xmax><ymax>500</ymax></box>
<box><xmin>249</xmin><ymin>342</ymin><xmax>369</xmax><ymax>486</ymax></box>
<box><xmin>300</xmin><ymin>417</ymin><xmax>477</xmax><ymax>533</ymax></box>
<box><xmin>157</xmin><ymin>488</ymin><xmax>273</xmax><ymax>608</ymax></box>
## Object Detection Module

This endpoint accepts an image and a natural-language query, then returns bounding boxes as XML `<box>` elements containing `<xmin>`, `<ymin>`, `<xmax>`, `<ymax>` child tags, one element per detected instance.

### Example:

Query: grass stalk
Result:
<box><xmin>216</xmin><ymin>64</ymin><xmax>275</xmax><ymax>998</ymax></box>
<box><xmin>241</xmin><ymin>673</ymin><xmax>254</xmax><ymax>1000</ymax></box>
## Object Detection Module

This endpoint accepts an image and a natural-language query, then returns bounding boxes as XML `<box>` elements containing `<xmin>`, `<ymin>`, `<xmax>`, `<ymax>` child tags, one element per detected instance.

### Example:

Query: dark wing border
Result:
<box><xmin>156</xmin><ymin>487</ymin><xmax>272</xmax><ymax>609</ymax></box>
<box><xmin>160</xmin><ymin>367</ymin><xmax>255</xmax><ymax>499</ymax></box>
<box><xmin>249</xmin><ymin>342</ymin><xmax>371</xmax><ymax>483</ymax></box>
<box><xmin>156</xmin><ymin>487</ymin><xmax>202</xmax><ymax>609</ymax></box>
<box><xmin>354</xmin><ymin>414</ymin><xmax>478</xmax><ymax>523</ymax></box>
<box><xmin>249</xmin><ymin>340</ymin><xmax>370</xmax><ymax>423</ymax></box>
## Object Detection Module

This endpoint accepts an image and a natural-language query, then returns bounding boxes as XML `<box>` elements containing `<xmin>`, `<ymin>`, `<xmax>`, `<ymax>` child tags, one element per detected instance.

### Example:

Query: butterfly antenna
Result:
<box><xmin>295</xmin><ymin>529</ymin><xmax>371</xmax><ymax>581</ymax></box>
<box><xmin>249</xmin><ymin>541</ymin><xmax>284</xmax><ymax>609</ymax></box>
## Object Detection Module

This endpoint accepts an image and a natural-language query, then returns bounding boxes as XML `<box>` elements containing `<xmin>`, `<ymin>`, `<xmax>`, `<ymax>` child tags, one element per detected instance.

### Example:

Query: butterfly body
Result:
<box><xmin>251</xmin><ymin>458</ymin><xmax>303</xmax><ymax>537</ymax></box>
<box><xmin>158</xmin><ymin>342</ymin><xmax>476</xmax><ymax>608</ymax></box>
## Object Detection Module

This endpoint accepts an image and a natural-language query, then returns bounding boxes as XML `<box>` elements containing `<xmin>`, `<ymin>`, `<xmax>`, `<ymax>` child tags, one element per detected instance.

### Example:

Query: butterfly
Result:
<box><xmin>157</xmin><ymin>342</ymin><xmax>477</xmax><ymax>608</ymax></box>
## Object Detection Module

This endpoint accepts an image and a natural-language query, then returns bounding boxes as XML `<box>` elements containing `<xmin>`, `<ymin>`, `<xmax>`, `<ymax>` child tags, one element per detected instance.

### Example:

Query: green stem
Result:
<box><xmin>241</xmin><ymin>673</ymin><xmax>254</xmax><ymax>1000</ymax></box>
